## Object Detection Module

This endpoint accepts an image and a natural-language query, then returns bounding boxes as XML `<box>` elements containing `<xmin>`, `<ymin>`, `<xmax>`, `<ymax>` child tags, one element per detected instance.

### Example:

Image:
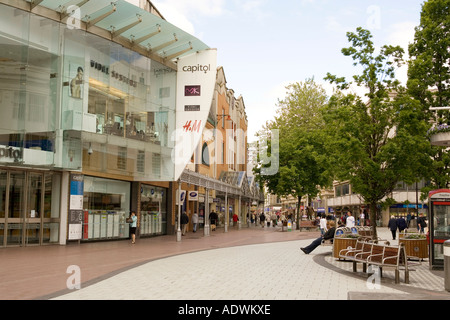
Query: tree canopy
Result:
<box><xmin>408</xmin><ymin>0</ymin><xmax>450</xmax><ymax>195</ymax></box>
<box><xmin>254</xmin><ymin>79</ymin><xmax>332</xmax><ymax>227</ymax></box>
<box><xmin>323</xmin><ymin>27</ymin><xmax>431</xmax><ymax>238</ymax></box>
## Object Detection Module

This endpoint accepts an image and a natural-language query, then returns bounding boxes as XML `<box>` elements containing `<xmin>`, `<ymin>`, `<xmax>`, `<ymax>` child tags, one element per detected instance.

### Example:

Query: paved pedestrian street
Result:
<box><xmin>2</xmin><ymin>225</ymin><xmax>449</xmax><ymax>305</ymax></box>
<box><xmin>50</xmin><ymin>228</ymin><xmax>448</xmax><ymax>301</ymax></box>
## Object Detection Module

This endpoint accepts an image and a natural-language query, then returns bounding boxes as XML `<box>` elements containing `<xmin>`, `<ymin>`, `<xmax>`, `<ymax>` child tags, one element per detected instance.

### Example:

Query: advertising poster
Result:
<box><xmin>69</xmin><ymin>174</ymin><xmax>84</xmax><ymax>240</ymax></box>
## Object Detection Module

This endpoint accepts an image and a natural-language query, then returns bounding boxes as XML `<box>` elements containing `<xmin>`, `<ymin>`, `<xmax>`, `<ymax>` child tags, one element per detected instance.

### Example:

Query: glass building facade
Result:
<box><xmin>0</xmin><ymin>1</ymin><xmax>204</xmax><ymax>246</ymax></box>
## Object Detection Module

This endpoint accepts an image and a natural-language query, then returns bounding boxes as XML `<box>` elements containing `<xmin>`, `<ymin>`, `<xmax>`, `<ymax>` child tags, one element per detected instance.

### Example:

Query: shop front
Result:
<box><xmin>0</xmin><ymin>0</ymin><xmax>212</xmax><ymax>246</ymax></box>
<box><xmin>81</xmin><ymin>176</ymin><xmax>131</xmax><ymax>241</ymax></box>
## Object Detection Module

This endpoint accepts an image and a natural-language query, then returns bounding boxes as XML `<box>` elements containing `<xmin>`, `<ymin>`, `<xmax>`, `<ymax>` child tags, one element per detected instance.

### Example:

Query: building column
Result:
<box><xmin>238</xmin><ymin>195</ymin><xmax>242</xmax><ymax>230</ymax></box>
<box><xmin>59</xmin><ymin>171</ymin><xmax>70</xmax><ymax>245</ymax></box>
<box><xmin>224</xmin><ymin>192</ymin><xmax>228</xmax><ymax>233</ymax></box>
<box><xmin>204</xmin><ymin>188</ymin><xmax>210</xmax><ymax>237</ymax></box>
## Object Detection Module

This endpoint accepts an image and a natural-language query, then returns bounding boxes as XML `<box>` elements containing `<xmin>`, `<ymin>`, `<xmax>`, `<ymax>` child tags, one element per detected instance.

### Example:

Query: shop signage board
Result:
<box><xmin>68</xmin><ymin>174</ymin><xmax>84</xmax><ymax>240</ymax></box>
<box><xmin>173</xmin><ymin>49</ymin><xmax>217</xmax><ymax>180</ymax></box>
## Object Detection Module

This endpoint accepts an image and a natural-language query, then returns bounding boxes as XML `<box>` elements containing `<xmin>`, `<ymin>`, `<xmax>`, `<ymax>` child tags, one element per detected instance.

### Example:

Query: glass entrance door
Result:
<box><xmin>7</xmin><ymin>171</ymin><xmax>26</xmax><ymax>246</ymax></box>
<box><xmin>1</xmin><ymin>169</ymin><xmax>61</xmax><ymax>247</ymax></box>
<box><xmin>0</xmin><ymin>171</ymin><xmax>7</xmax><ymax>246</ymax></box>
<box><xmin>25</xmin><ymin>173</ymin><xmax>42</xmax><ymax>245</ymax></box>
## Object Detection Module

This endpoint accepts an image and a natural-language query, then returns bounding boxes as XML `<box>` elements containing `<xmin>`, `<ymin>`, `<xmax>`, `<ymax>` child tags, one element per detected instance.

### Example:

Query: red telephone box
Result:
<box><xmin>429</xmin><ymin>189</ymin><xmax>450</xmax><ymax>269</ymax></box>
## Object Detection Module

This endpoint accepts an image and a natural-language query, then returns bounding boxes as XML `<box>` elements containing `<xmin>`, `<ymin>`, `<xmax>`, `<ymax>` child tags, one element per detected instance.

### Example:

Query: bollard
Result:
<box><xmin>445</xmin><ymin>240</ymin><xmax>450</xmax><ymax>292</ymax></box>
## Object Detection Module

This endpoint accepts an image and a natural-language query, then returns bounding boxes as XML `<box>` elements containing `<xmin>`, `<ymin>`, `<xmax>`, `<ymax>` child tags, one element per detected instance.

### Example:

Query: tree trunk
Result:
<box><xmin>296</xmin><ymin>195</ymin><xmax>302</xmax><ymax>230</ymax></box>
<box><xmin>370</xmin><ymin>202</ymin><xmax>378</xmax><ymax>241</ymax></box>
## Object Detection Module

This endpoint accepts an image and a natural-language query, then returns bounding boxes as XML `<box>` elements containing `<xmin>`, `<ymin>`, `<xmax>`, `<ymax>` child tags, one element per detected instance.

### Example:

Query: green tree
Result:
<box><xmin>254</xmin><ymin>79</ymin><xmax>332</xmax><ymax>229</ymax></box>
<box><xmin>324</xmin><ymin>28</ymin><xmax>431</xmax><ymax>239</ymax></box>
<box><xmin>408</xmin><ymin>0</ymin><xmax>450</xmax><ymax>195</ymax></box>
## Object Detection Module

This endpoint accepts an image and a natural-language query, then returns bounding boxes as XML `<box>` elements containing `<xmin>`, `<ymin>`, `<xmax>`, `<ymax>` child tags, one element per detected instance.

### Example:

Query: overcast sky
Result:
<box><xmin>138</xmin><ymin>0</ymin><xmax>425</xmax><ymax>142</ymax></box>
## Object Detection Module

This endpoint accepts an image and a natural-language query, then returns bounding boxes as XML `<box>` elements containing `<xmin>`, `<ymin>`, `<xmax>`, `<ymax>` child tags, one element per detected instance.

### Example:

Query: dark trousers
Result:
<box><xmin>303</xmin><ymin>237</ymin><xmax>323</xmax><ymax>254</ymax></box>
<box><xmin>390</xmin><ymin>229</ymin><xmax>396</xmax><ymax>240</ymax></box>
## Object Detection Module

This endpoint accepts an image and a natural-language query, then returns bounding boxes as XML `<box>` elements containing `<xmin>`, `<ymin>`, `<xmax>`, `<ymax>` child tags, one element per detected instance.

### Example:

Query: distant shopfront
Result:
<box><xmin>140</xmin><ymin>184</ymin><xmax>168</xmax><ymax>237</ymax></box>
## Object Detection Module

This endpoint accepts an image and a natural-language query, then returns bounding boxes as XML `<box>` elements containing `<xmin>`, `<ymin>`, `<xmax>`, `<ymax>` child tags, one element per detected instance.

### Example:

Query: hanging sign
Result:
<box><xmin>189</xmin><ymin>191</ymin><xmax>199</xmax><ymax>201</ymax></box>
<box><xmin>172</xmin><ymin>49</ymin><xmax>217</xmax><ymax>180</ymax></box>
<box><xmin>176</xmin><ymin>189</ymin><xmax>186</xmax><ymax>205</ymax></box>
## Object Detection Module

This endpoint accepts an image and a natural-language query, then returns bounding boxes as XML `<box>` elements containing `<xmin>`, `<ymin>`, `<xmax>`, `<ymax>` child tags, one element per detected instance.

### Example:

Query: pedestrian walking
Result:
<box><xmin>360</xmin><ymin>210</ymin><xmax>366</xmax><ymax>226</ymax></box>
<box><xmin>181</xmin><ymin>211</ymin><xmax>189</xmax><ymax>236</ymax></box>
<box><xmin>232</xmin><ymin>212</ymin><xmax>239</xmax><ymax>229</ymax></box>
<box><xmin>388</xmin><ymin>215</ymin><xmax>398</xmax><ymax>240</ymax></box>
<box><xmin>319</xmin><ymin>215</ymin><xmax>327</xmax><ymax>235</ymax></box>
<box><xmin>192</xmin><ymin>212</ymin><xmax>198</xmax><ymax>233</ymax></box>
<box><xmin>271</xmin><ymin>213</ymin><xmax>277</xmax><ymax>227</ymax></box>
<box><xmin>210</xmin><ymin>210</ymin><xmax>218</xmax><ymax>231</ymax></box>
<box><xmin>129</xmin><ymin>211</ymin><xmax>137</xmax><ymax>244</ymax></box>
<box><xmin>397</xmin><ymin>216</ymin><xmax>407</xmax><ymax>233</ymax></box>
<box><xmin>345</xmin><ymin>211</ymin><xmax>355</xmax><ymax>228</ymax></box>
<box><xmin>260</xmin><ymin>212</ymin><xmax>266</xmax><ymax>228</ymax></box>
<box><xmin>417</xmin><ymin>213</ymin><xmax>427</xmax><ymax>234</ymax></box>
<box><xmin>300</xmin><ymin>221</ymin><xmax>336</xmax><ymax>254</ymax></box>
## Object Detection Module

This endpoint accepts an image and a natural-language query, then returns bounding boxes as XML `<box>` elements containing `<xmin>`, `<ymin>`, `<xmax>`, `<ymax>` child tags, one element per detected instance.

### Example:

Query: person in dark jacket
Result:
<box><xmin>209</xmin><ymin>211</ymin><xmax>218</xmax><ymax>231</ymax></box>
<box><xmin>260</xmin><ymin>212</ymin><xmax>266</xmax><ymax>228</ymax></box>
<box><xmin>388</xmin><ymin>215</ymin><xmax>398</xmax><ymax>240</ymax></box>
<box><xmin>300</xmin><ymin>221</ymin><xmax>336</xmax><ymax>254</ymax></box>
<box><xmin>181</xmin><ymin>211</ymin><xmax>189</xmax><ymax>236</ymax></box>
<box><xmin>406</xmin><ymin>212</ymin><xmax>412</xmax><ymax>228</ymax></box>
<box><xmin>397</xmin><ymin>216</ymin><xmax>407</xmax><ymax>234</ymax></box>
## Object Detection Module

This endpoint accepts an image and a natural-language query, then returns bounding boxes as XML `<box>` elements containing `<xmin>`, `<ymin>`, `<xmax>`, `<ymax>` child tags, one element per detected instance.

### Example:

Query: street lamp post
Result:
<box><xmin>177</xmin><ymin>180</ymin><xmax>182</xmax><ymax>242</ymax></box>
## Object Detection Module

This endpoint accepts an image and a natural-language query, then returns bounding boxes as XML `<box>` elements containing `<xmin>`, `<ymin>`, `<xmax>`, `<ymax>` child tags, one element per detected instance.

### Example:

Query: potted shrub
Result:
<box><xmin>333</xmin><ymin>231</ymin><xmax>359</xmax><ymax>259</ymax></box>
<box><xmin>399</xmin><ymin>232</ymin><xmax>428</xmax><ymax>260</ymax></box>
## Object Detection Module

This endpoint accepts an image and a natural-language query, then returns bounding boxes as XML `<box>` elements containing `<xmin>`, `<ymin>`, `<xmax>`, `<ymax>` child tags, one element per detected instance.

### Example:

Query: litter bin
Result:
<box><xmin>445</xmin><ymin>240</ymin><xmax>450</xmax><ymax>292</ymax></box>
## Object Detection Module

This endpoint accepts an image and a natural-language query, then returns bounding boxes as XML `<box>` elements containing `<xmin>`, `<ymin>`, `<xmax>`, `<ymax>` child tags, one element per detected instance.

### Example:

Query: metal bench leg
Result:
<box><xmin>404</xmin><ymin>270</ymin><xmax>409</xmax><ymax>284</ymax></box>
<box><xmin>353</xmin><ymin>261</ymin><xmax>357</xmax><ymax>272</ymax></box>
<box><xmin>395</xmin><ymin>269</ymin><xmax>400</xmax><ymax>284</ymax></box>
<box><xmin>363</xmin><ymin>263</ymin><xmax>367</xmax><ymax>273</ymax></box>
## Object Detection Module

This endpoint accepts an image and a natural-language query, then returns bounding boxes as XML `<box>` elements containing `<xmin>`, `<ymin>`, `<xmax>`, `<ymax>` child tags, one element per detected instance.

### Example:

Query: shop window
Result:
<box><xmin>335</xmin><ymin>185</ymin><xmax>341</xmax><ymax>197</ymax></box>
<box><xmin>202</xmin><ymin>143</ymin><xmax>210</xmax><ymax>166</ymax></box>
<box><xmin>140</xmin><ymin>184</ymin><xmax>167</xmax><ymax>236</ymax></box>
<box><xmin>117</xmin><ymin>147</ymin><xmax>127</xmax><ymax>170</ymax></box>
<box><xmin>137</xmin><ymin>150</ymin><xmax>145</xmax><ymax>173</ymax></box>
<box><xmin>152</xmin><ymin>153</ymin><xmax>161</xmax><ymax>177</ymax></box>
<box><xmin>342</xmin><ymin>184</ymin><xmax>350</xmax><ymax>195</ymax></box>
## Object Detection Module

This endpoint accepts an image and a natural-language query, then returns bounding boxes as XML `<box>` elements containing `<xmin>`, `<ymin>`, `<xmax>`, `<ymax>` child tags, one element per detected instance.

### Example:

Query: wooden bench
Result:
<box><xmin>299</xmin><ymin>220</ymin><xmax>318</xmax><ymax>231</ymax></box>
<box><xmin>345</xmin><ymin>242</ymin><xmax>421</xmax><ymax>284</ymax></box>
<box><xmin>339</xmin><ymin>238</ymin><xmax>375</xmax><ymax>272</ymax></box>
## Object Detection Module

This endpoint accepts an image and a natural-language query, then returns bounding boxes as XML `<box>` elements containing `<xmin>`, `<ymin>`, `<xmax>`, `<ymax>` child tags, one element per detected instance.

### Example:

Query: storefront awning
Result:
<box><xmin>20</xmin><ymin>0</ymin><xmax>209</xmax><ymax>67</ymax></box>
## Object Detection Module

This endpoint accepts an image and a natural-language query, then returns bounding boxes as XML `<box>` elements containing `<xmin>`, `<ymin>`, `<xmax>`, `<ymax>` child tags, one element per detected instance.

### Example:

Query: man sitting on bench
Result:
<box><xmin>300</xmin><ymin>221</ymin><xmax>336</xmax><ymax>254</ymax></box>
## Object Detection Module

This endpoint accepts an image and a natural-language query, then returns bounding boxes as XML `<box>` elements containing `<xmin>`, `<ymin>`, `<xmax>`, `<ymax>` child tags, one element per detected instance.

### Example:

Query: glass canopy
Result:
<box><xmin>27</xmin><ymin>0</ymin><xmax>209</xmax><ymax>63</ymax></box>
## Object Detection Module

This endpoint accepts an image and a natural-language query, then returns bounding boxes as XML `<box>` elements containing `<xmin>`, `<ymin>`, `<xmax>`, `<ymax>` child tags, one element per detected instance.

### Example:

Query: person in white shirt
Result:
<box><xmin>319</xmin><ymin>215</ymin><xmax>328</xmax><ymax>235</ymax></box>
<box><xmin>346</xmin><ymin>211</ymin><xmax>355</xmax><ymax>228</ymax></box>
<box><xmin>359</xmin><ymin>210</ymin><xmax>365</xmax><ymax>226</ymax></box>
